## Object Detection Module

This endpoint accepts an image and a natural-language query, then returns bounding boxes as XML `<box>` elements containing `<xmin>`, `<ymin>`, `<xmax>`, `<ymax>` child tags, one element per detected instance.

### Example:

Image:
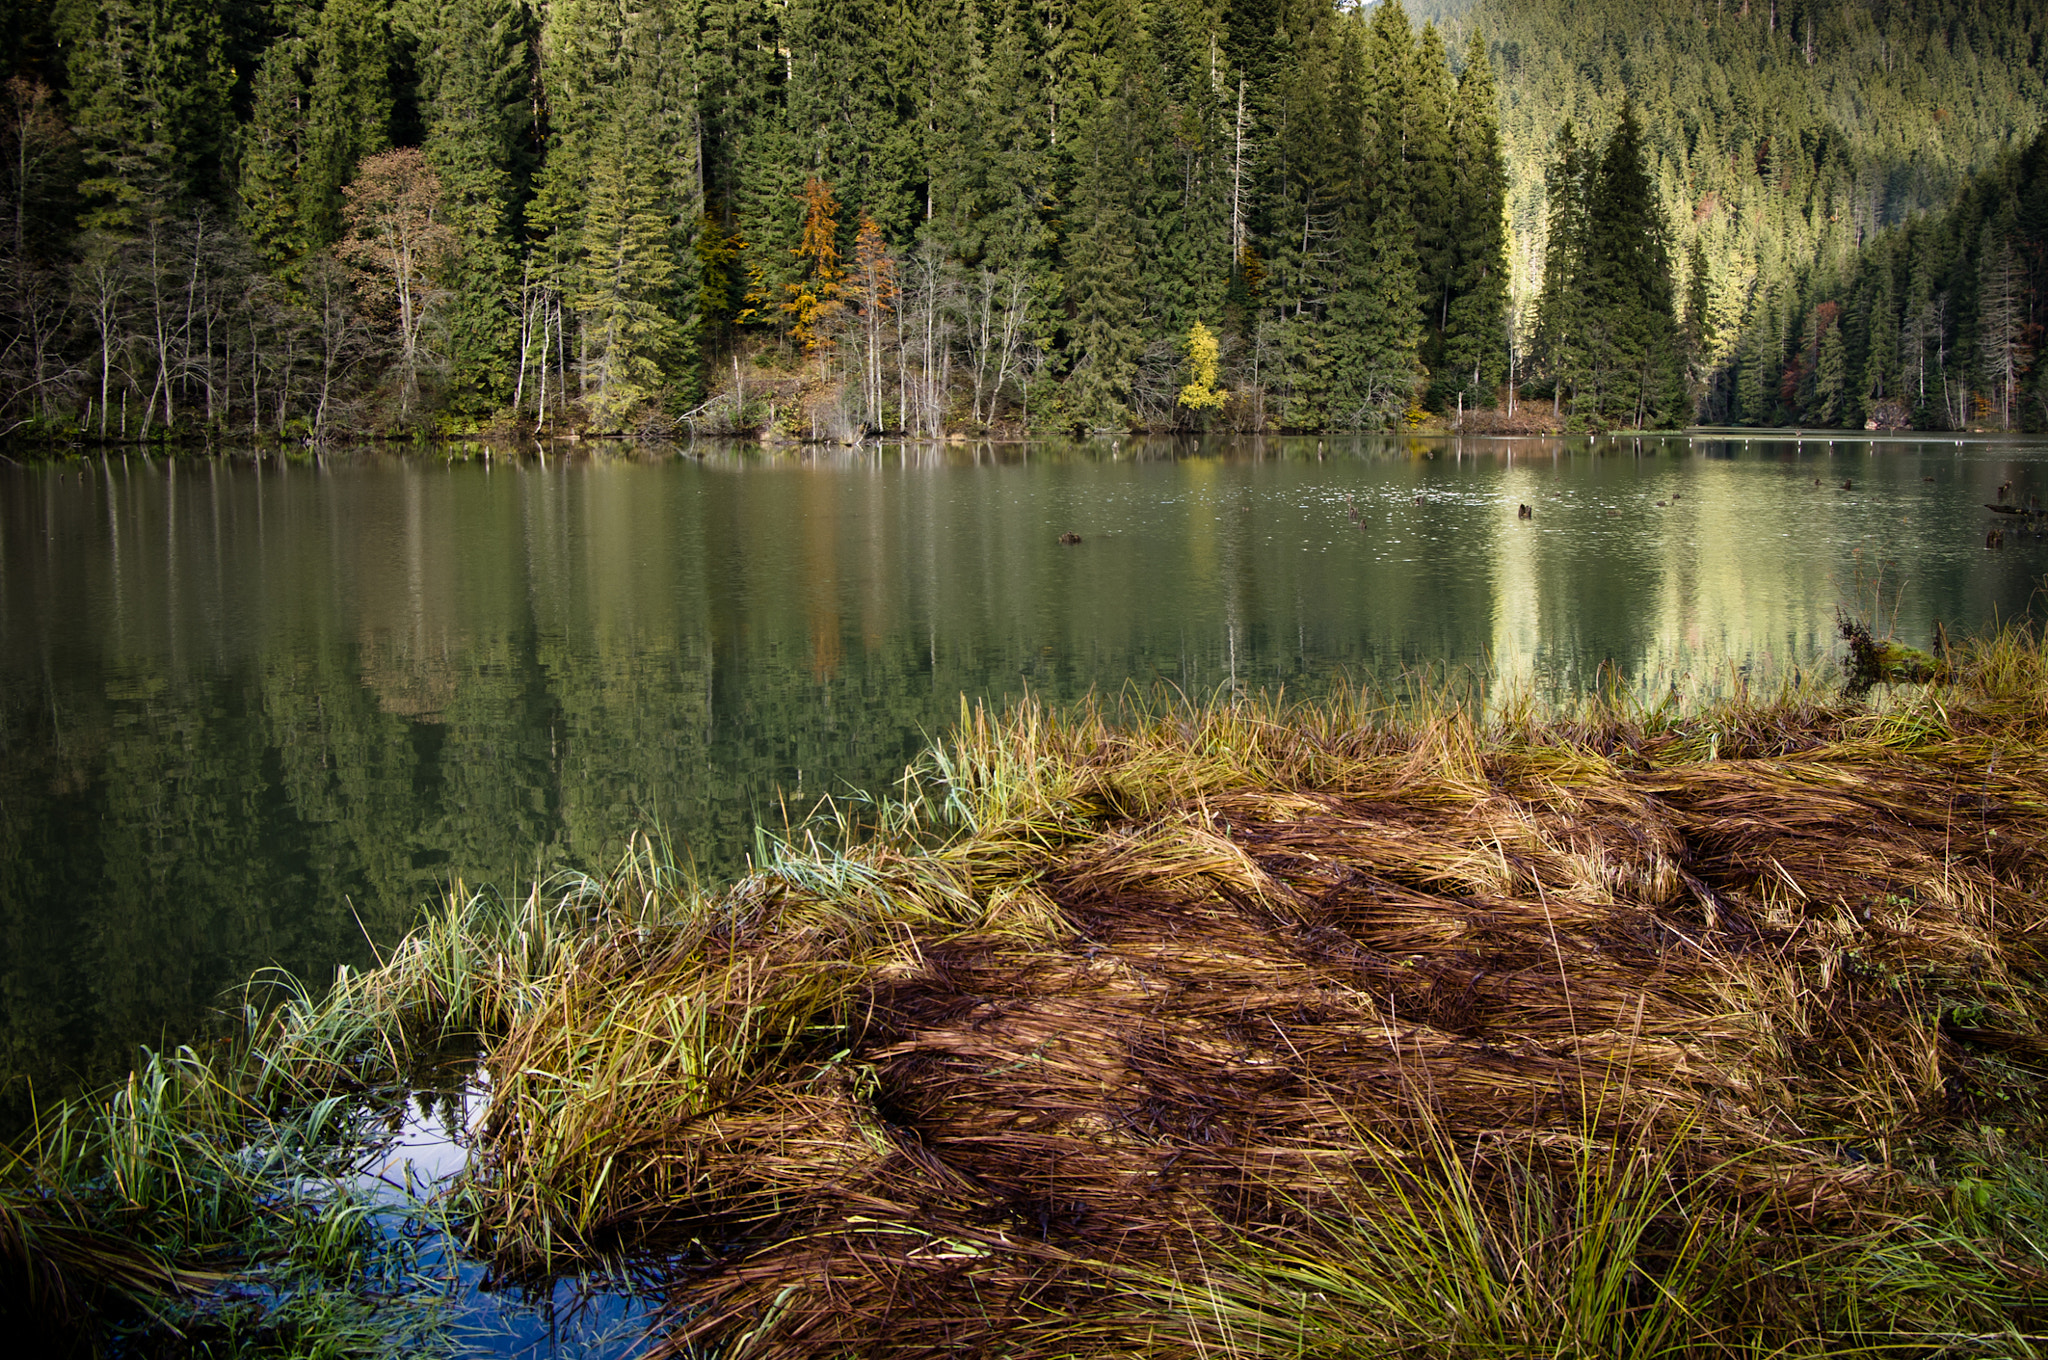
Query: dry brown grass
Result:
<box><xmin>463</xmin><ymin>634</ymin><xmax>2048</xmax><ymax>1357</ymax></box>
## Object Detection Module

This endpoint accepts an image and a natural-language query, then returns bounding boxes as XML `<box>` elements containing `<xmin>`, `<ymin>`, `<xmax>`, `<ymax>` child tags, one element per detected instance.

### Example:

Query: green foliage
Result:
<box><xmin>402</xmin><ymin>0</ymin><xmax>536</xmax><ymax>415</ymax></box>
<box><xmin>53</xmin><ymin>0</ymin><xmax>232</xmax><ymax>229</ymax></box>
<box><xmin>13</xmin><ymin>0</ymin><xmax>2042</xmax><ymax>436</ymax></box>
<box><xmin>301</xmin><ymin>0</ymin><xmax>395</xmax><ymax>250</ymax></box>
<box><xmin>1458</xmin><ymin>0</ymin><xmax>2046</xmax><ymax>426</ymax></box>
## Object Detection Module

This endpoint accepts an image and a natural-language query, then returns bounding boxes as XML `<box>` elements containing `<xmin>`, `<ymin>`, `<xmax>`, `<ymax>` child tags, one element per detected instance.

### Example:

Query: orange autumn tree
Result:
<box><xmin>338</xmin><ymin>149</ymin><xmax>456</xmax><ymax>416</ymax></box>
<box><xmin>849</xmin><ymin>213</ymin><xmax>897</xmax><ymax>424</ymax></box>
<box><xmin>782</xmin><ymin>177</ymin><xmax>843</xmax><ymax>354</ymax></box>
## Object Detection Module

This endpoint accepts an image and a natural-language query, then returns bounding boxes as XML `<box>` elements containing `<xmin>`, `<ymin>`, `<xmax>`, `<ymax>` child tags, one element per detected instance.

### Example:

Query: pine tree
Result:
<box><xmin>239</xmin><ymin>27</ymin><xmax>312</xmax><ymax>285</ymax></box>
<box><xmin>1328</xmin><ymin>3</ymin><xmax>1419</xmax><ymax>429</ymax></box>
<box><xmin>1680</xmin><ymin>236</ymin><xmax>1711</xmax><ymax>390</ymax></box>
<box><xmin>1062</xmin><ymin>98</ymin><xmax>1143</xmax><ymax>430</ymax></box>
<box><xmin>54</xmin><ymin>0</ymin><xmax>233</xmax><ymax>228</ymax></box>
<box><xmin>1531</xmin><ymin>119</ymin><xmax>1590</xmax><ymax>415</ymax></box>
<box><xmin>1406</xmin><ymin>19</ymin><xmax>1457</xmax><ymax>397</ymax></box>
<box><xmin>576</xmin><ymin>109</ymin><xmax>684</xmax><ymax>428</ymax></box>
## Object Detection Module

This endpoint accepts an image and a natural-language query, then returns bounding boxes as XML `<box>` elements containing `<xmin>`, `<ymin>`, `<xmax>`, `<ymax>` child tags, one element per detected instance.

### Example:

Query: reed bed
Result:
<box><xmin>446</xmin><ymin>630</ymin><xmax>2048</xmax><ymax>1357</ymax></box>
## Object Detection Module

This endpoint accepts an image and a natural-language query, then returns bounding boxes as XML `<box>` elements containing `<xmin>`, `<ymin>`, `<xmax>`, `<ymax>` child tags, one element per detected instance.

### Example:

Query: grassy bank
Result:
<box><xmin>10</xmin><ymin>634</ymin><xmax>2048</xmax><ymax>1356</ymax></box>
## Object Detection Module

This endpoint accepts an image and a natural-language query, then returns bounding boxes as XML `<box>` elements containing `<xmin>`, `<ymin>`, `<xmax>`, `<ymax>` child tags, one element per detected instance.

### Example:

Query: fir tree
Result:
<box><xmin>54</xmin><ymin>0</ymin><xmax>232</xmax><ymax>227</ymax></box>
<box><xmin>1531</xmin><ymin>120</ymin><xmax>1590</xmax><ymax>415</ymax></box>
<box><xmin>1062</xmin><ymin>98</ymin><xmax>1143</xmax><ymax>430</ymax></box>
<box><xmin>576</xmin><ymin>108</ymin><xmax>684</xmax><ymax>428</ymax></box>
<box><xmin>238</xmin><ymin>28</ymin><xmax>311</xmax><ymax>285</ymax></box>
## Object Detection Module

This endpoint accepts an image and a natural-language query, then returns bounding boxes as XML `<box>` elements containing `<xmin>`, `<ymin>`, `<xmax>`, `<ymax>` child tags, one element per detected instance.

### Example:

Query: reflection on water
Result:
<box><xmin>4</xmin><ymin>431</ymin><xmax>2047</xmax><ymax>1118</ymax></box>
<box><xmin>347</xmin><ymin>1071</ymin><xmax>653</xmax><ymax>1358</ymax></box>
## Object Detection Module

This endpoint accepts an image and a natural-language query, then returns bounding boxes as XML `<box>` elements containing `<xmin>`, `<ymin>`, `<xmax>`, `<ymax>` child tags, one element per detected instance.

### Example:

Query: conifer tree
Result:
<box><xmin>782</xmin><ymin>175</ymin><xmax>843</xmax><ymax>353</ymax></box>
<box><xmin>1406</xmin><ymin>20</ymin><xmax>1457</xmax><ymax>394</ymax></box>
<box><xmin>1063</xmin><ymin>97</ymin><xmax>1143</xmax><ymax>429</ymax></box>
<box><xmin>1531</xmin><ymin>120</ymin><xmax>1590</xmax><ymax>415</ymax></box>
<box><xmin>239</xmin><ymin>28</ymin><xmax>312</xmax><ymax>285</ymax></box>
<box><xmin>576</xmin><ymin>109</ymin><xmax>684</xmax><ymax>428</ymax></box>
<box><xmin>302</xmin><ymin>0</ymin><xmax>395</xmax><ymax>248</ymax></box>
<box><xmin>54</xmin><ymin>0</ymin><xmax>233</xmax><ymax>227</ymax></box>
<box><xmin>1438</xmin><ymin>29</ymin><xmax>1509</xmax><ymax>412</ymax></box>
<box><xmin>1578</xmin><ymin>102</ymin><xmax>1682</xmax><ymax>426</ymax></box>
<box><xmin>403</xmin><ymin>0</ymin><xmax>535</xmax><ymax>413</ymax></box>
<box><xmin>1327</xmin><ymin>3</ymin><xmax>1419</xmax><ymax>428</ymax></box>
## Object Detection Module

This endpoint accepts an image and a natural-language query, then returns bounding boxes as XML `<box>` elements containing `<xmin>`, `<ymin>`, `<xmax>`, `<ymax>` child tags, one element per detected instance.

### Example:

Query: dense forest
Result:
<box><xmin>1426</xmin><ymin>0</ymin><xmax>2047</xmax><ymax>428</ymax></box>
<box><xmin>0</xmin><ymin>0</ymin><xmax>2041</xmax><ymax>439</ymax></box>
<box><xmin>0</xmin><ymin>0</ymin><xmax>1528</xmax><ymax>440</ymax></box>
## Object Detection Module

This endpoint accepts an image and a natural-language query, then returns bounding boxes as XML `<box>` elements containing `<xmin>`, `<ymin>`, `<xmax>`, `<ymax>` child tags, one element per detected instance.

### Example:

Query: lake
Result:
<box><xmin>3</xmin><ymin>430</ymin><xmax>2044</xmax><ymax>1122</ymax></box>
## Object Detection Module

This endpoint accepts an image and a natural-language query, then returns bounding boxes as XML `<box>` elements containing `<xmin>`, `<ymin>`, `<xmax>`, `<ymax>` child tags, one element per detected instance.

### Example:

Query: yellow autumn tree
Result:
<box><xmin>1178</xmin><ymin>321</ymin><xmax>1226</xmax><ymax>411</ymax></box>
<box><xmin>782</xmin><ymin>177</ymin><xmax>843</xmax><ymax>354</ymax></box>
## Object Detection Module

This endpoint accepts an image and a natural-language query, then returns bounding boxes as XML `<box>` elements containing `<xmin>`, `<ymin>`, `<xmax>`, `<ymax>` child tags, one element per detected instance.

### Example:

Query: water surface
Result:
<box><xmin>4</xmin><ymin>431</ymin><xmax>2045</xmax><ymax>1117</ymax></box>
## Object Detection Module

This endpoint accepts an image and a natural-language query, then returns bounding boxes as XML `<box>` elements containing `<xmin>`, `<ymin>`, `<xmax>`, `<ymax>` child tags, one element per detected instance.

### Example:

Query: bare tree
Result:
<box><xmin>848</xmin><ymin>214</ymin><xmax>898</xmax><ymax>430</ymax></box>
<box><xmin>897</xmin><ymin>239</ymin><xmax>954</xmax><ymax>438</ymax></box>
<box><xmin>73</xmin><ymin>233</ymin><xmax>130</xmax><ymax>439</ymax></box>
<box><xmin>1979</xmin><ymin>215</ymin><xmax>2033</xmax><ymax>431</ymax></box>
<box><xmin>0</xmin><ymin>77</ymin><xmax>77</xmax><ymax>427</ymax></box>
<box><xmin>961</xmin><ymin>265</ymin><xmax>1031</xmax><ymax>428</ymax></box>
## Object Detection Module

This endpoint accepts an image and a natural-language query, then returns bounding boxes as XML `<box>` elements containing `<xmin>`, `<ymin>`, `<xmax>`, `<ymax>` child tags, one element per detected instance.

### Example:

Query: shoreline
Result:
<box><xmin>8</xmin><ymin>640</ymin><xmax>2048</xmax><ymax>1353</ymax></box>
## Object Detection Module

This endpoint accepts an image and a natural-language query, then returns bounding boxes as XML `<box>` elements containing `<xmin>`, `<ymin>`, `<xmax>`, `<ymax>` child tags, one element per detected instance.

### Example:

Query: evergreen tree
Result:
<box><xmin>54</xmin><ymin>0</ymin><xmax>233</xmax><ymax>227</ymax></box>
<box><xmin>1406</xmin><ymin>20</ymin><xmax>1457</xmax><ymax>395</ymax></box>
<box><xmin>1327</xmin><ymin>1</ymin><xmax>1419</xmax><ymax>428</ymax></box>
<box><xmin>1531</xmin><ymin>119</ymin><xmax>1590</xmax><ymax>415</ymax></box>
<box><xmin>1578</xmin><ymin>102</ymin><xmax>1682</xmax><ymax>426</ymax></box>
<box><xmin>1437</xmin><ymin>28</ymin><xmax>1509</xmax><ymax>412</ymax></box>
<box><xmin>576</xmin><ymin>107</ymin><xmax>684</xmax><ymax>428</ymax></box>
<box><xmin>1062</xmin><ymin>97</ymin><xmax>1143</xmax><ymax>429</ymax></box>
<box><xmin>402</xmin><ymin>0</ymin><xmax>536</xmax><ymax>413</ymax></box>
<box><xmin>238</xmin><ymin>26</ymin><xmax>312</xmax><ymax>285</ymax></box>
<box><xmin>302</xmin><ymin>0</ymin><xmax>395</xmax><ymax>248</ymax></box>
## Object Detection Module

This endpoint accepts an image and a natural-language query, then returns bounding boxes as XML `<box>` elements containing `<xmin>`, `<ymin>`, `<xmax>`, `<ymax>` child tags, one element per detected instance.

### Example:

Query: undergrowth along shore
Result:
<box><xmin>9</xmin><ymin>633</ymin><xmax>2048</xmax><ymax>1356</ymax></box>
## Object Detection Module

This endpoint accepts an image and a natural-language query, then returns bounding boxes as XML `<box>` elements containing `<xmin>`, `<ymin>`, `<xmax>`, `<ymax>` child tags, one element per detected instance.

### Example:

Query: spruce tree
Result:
<box><xmin>402</xmin><ymin>0</ymin><xmax>535</xmax><ymax>414</ymax></box>
<box><xmin>302</xmin><ymin>0</ymin><xmax>395</xmax><ymax>248</ymax></box>
<box><xmin>1438</xmin><ymin>28</ymin><xmax>1509</xmax><ymax>412</ymax></box>
<box><xmin>1579</xmin><ymin>102</ymin><xmax>1682</xmax><ymax>427</ymax></box>
<box><xmin>239</xmin><ymin>27</ymin><xmax>312</xmax><ymax>285</ymax></box>
<box><xmin>1327</xmin><ymin>2</ymin><xmax>1419</xmax><ymax>429</ymax></box>
<box><xmin>1062</xmin><ymin>97</ymin><xmax>1143</xmax><ymax>430</ymax></box>
<box><xmin>576</xmin><ymin>106</ymin><xmax>684</xmax><ymax>429</ymax></box>
<box><xmin>54</xmin><ymin>0</ymin><xmax>233</xmax><ymax>227</ymax></box>
<box><xmin>1531</xmin><ymin>119</ymin><xmax>1589</xmax><ymax>416</ymax></box>
<box><xmin>1406</xmin><ymin>20</ymin><xmax>1457</xmax><ymax>398</ymax></box>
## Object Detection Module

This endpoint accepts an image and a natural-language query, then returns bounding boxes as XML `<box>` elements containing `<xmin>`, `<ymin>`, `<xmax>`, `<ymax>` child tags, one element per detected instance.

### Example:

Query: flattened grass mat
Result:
<box><xmin>12</xmin><ymin>631</ymin><xmax>2048</xmax><ymax>1357</ymax></box>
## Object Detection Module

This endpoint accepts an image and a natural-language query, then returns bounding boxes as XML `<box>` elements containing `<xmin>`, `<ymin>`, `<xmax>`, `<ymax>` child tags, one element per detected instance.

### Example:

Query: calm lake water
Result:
<box><xmin>4</xmin><ymin>430</ymin><xmax>2046</xmax><ymax>1119</ymax></box>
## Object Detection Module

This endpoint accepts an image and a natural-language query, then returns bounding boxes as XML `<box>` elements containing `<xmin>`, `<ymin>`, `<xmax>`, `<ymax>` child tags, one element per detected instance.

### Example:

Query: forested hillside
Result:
<box><xmin>4</xmin><ymin>0</ymin><xmax>2040</xmax><ymax>440</ymax></box>
<box><xmin>1432</xmin><ymin>0</ymin><xmax>2046</xmax><ymax>426</ymax></box>
<box><xmin>0</xmin><ymin>0</ymin><xmax>1526</xmax><ymax>440</ymax></box>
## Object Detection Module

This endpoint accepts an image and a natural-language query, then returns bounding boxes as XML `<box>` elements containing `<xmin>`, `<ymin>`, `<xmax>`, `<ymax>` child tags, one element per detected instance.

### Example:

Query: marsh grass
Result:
<box><xmin>12</xmin><ymin>636</ymin><xmax>2048</xmax><ymax>1356</ymax></box>
<box><xmin>464</xmin><ymin>629</ymin><xmax>2048</xmax><ymax>1356</ymax></box>
<box><xmin>0</xmin><ymin>844</ymin><xmax>682</xmax><ymax>1354</ymax></box>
